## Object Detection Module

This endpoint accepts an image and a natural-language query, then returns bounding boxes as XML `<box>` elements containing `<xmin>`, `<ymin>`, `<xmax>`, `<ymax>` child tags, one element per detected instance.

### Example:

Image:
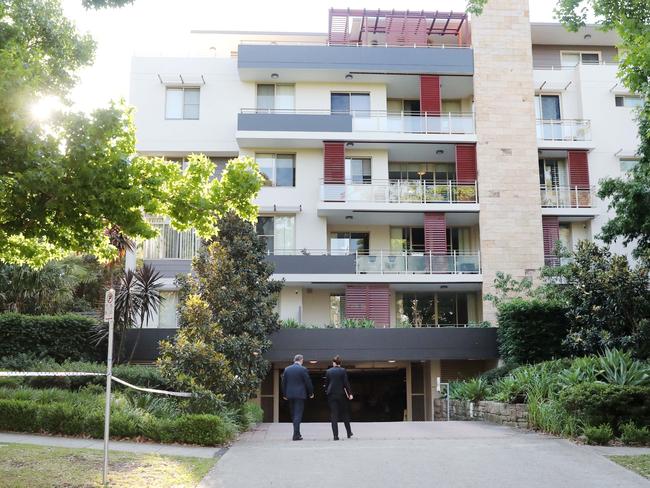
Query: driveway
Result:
<box><xmin>199</xmin><ymin>422</ymin><xmax>649</xmax><ymax>488</ymax></box>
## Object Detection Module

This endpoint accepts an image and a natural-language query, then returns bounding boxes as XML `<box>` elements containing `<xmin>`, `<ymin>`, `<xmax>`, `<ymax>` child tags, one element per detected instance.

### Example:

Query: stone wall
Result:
<box><xmin>434</xmin><ymin>399</ymin><xmax>529</xmax><ymax>428</ymax></box>
<box><xmin>471</xmin><ymin>0</ymin><xmax>545</xmax><ymax>322</ymax></box>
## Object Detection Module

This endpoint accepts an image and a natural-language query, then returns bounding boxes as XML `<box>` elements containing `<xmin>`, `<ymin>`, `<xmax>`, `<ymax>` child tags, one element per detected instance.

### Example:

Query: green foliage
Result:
<box><xmin>280</xmin><ymin>319</ymin><xmax>307</xmax><ymax>329</ymax></box>
<box><xmin>479</xmin><ymin>365</ymin><xmax>517</xmax><ymax>383</ymax></box>
<box><xmin>599</xmin><ymin>348</ymin><xmax>650</xmax><ymax>385</ymax></box>
<box><xmin>0</xmin><ymin>313</ymin><xmax>103</xmax><ymax>362</ymax></box>
<box><xmin>528</xmin><ymin>397</ymin><xmax>583</xmax><ymax>437</ymax></box>
<box><xmin>559</xmin><ymin>383</ymin><xmax>650</xmax><ymax>430</ymax></box>
<box><xmin>339</xmin><ymin>318</ymin><xmax>375</xmax><ymax>329</ymax></box>
<box><xmin>0</xmin><ymin>2</ymin><xmax>263</xmax><ymax>267</ymax></box>
<box><xmin>173</xmin><ymin>414</ymin><xmax>239</xmax><ymax>446</ymax></box>
<box><xmin>496</xmin><ymin>299</ymin><xmax>569</xmax><ymax>364</ymax></box>
<box><xmin>584</xmin><ymin>424</ymin><xmax>614</xmax><ymax>445</ymax></box>
<box><xmin>484</xmin><ymin>272</ymin><xmax>535</xmax><ymax>308</ymax></box>
<box><xmin>554</xmin><ymin>243</ymin><xmax>650</xmax><ymax>358</ymax></box>
<box><xmin>450</xmin><ymin>378</ymin><xmax>490</xmax><ymax>403</ymax></box>
<box><xmin>159</xmin><ymin>212</ymin><xmax>281</xmax><ymax>405</ymax></box>
<box><xmin>619</xmin><ymin>421</ymin><xmax>650</xmax><ymax>446</ymax></box>
<box><xmin>0</xmin><ymin>399</ymin><xmax>40</xmax><ymax>432</ymax></box>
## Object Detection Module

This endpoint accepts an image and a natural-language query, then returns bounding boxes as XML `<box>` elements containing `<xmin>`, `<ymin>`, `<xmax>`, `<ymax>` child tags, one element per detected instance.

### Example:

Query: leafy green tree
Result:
<box><xmin>468</xmin><ymin>0</ymin><xmax>650</xmax><ymax>260</ymax></box>
<box><xmin>0</xmin><ymin>0</ymin><xmax>263</xmax><ymax>267</ymax></box>
<box><xmin>158</xmin><ymin>212</ymin><xmax>282</xmax><ymax>404</ymax></box>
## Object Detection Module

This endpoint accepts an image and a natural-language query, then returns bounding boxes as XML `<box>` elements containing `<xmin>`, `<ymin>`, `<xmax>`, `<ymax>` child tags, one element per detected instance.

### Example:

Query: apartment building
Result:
<box><xmin>127</xmin><ymin>0</ymin><xmax>640</xmax><ymax>422</ymax></box>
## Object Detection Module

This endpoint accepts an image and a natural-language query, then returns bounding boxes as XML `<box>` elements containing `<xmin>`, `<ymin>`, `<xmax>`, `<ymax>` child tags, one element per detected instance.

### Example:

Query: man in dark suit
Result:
<box><xmin>281</xmin><ymin>354</ymin><xmax>314</xmax><ymax>441</ymax></box>
<box><xmin>325</xmin><ymin>355</ymin><xmax>353</xmax><ymax>440</ymax></box>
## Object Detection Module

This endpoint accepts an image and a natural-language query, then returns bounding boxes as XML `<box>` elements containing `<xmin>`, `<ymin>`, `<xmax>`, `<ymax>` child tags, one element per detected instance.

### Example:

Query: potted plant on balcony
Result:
<box><xmin>425</xmin><ymin>184</ymin><xmax>450</xmax><ymax>202</ymax></box>
<box><xmin>455</xmin><ymin>185</ymin><xmax>476</xmax><ymax>203</ymax></box>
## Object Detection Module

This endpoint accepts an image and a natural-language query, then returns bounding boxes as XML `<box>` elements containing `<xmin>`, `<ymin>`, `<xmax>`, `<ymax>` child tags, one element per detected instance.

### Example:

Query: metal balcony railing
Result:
<box><xmin>544</xmin><ymin>255</ymin><xmax>574</xmax><ymax>267</ymax></box>
<box><xmin>536</xmin><ymin>119</ymin><xmax>591</xmax><ymax>141</ymax></box>
<box><xmin>239</xmin><ymin>39</ymin><xmax>471</xmax><ymax>48</ymax></box>
<box><xmin>356</xmin><ymin>250</ymin><xmax>481</xmax><ymax>275</ymax></box>
<box><xmin>321</xmin><ymin>179</ymin><xmax>478</xmax><ymax>204</ymax></box>
<box><xmin>240</xmin><ymin>108</ymin><xmax>476</xmax><ymax>135</ymax></box>
<box><xmin>540</xmin><ymin>185</ymin><xmax>595</xmax><ymax>208</ymax></box>
<box><xmin>141</xmin><ymin>216</ymin><xmax>202</xmax><ymax>260</ymax></box>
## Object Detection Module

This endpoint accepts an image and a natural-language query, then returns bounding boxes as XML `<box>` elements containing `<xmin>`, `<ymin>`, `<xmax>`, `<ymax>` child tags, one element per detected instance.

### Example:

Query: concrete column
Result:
<box><xmin>471</xmin><ymin>0</ymin><xmax>544</xmax><ymax>322</ymax></box>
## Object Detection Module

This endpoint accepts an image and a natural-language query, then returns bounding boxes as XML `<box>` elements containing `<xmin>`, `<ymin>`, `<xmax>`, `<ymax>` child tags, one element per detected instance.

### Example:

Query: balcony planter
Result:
<box><xmin>455</xmin><ymin>186</ymin><xmax>477</xmax><ymax>202</ymax></box>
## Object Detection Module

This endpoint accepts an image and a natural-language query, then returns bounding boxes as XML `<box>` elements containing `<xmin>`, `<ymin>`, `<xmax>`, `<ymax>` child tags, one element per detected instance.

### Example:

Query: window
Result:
<box><xmin>390</xmin><ymin>227</ymin><xmax>425</xmax><ymax>252</ymax></box>
<box><xmin>620</xmin><ymin>159</ymin><xmax>639</xmax><ymax>173</ymax></box>
<box><xmin>329</xmin><ymin>294</ymin><xmax>345</xmax><ymax>326</ymax></box>
<box><xmin>539</xmin><ymin>159</ymin><xmax>568</xmax><ymax>187</ymax></box>
<box><xmin>615</xmin><ymin>95</ymin><xmax>643</xmax><ymax>108</ymax></box>
<box><xmin>346</xmin><ymin>158</ymin><xmax>371</xmax><ymax>184</ymax></box>
<box><xmin>165</xmin><ymin>156</ymin><xmax>230</xmax><ymax>180</ymax></box>
<box><xmin>165</xmin><ymin>87</ymin><xmax>200</xmax><ymax>120</ymax></box>
<box><xmin>255</xmin><ymin>154</ymin><xmax>295</xmax><ymax>186</ymax></box>
<box><xmin>256</xmin><ymin>216</ymin><xmax>295</xmax><ymax>254</ymax></box>
<box><xmin>397</xmin><ymin>292</ymin><xmax>470</xmax><ymax>327</ymax></box>
<box><xmin>561</xmin><ymin>51</ymin><xmax>601</xmax><ymax>67</ymax></box>
<box><xmin>331</xmin><ymin>92</ymin><xmax>370</xmax><ymax>114</ymax></box>
<box><xmin>157</xmin><ymin>292</ymin><xmax>179</xmax><ymax>328</ymax></box>
<box><xmin>446</xmin><ymin>227</ymin><xmax>472</xmax><ymax>253</ymax></box>
<box><xmin>388</xmin><ymin>162</ymin><xmax>455</xmax><ymax>182</ymax></box>
<box><xmin>329</xmin><ymin>232</ymin><xmax>369</xmax><ymax>254</ymax></box>
<box><xmin>256</xmin><ymin>84</ymin><xmax>295</xmax><ymax>111</ymax></box>
<box><xmin>140</xmin><ymin>217</ymin><xmax>201</xmax><ymax>259</ymax></box>
<box><xmin>535</xmin><ymin>95</ymin><xmax>561</xmax><ymax>120</ymax></box>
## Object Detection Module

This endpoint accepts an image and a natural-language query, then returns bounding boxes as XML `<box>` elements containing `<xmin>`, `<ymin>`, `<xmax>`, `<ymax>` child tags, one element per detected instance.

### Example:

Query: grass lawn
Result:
<box><xmin>609</xmin><ymin>455</ymin><xmax>650</xmax><ymax>479</ymax></box>
<box><xmin>0</xmin><ymin>443</ymin><xmax>216</xmax><ymax>487</ymax></box>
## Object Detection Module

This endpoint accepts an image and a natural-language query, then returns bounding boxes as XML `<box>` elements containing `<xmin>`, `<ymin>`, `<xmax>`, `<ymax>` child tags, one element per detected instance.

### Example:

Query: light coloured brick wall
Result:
<box><xmin>472</xmin><ymin>0</ymin><xmax>544</xmax><ymax>322</ymax></box>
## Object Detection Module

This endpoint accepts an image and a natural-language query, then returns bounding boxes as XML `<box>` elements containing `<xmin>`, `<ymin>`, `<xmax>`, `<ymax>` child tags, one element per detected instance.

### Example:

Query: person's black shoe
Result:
<box><xmin>333</xmin><ymin>436</ymin><xmax>339</xmax><ymax>441</ymax></box>
<box><xmin>293</xmin><ymin>435</ymin><xmax>303</xmax><ymax>441</ymax></box>
<box><xmin>347</xmin><ymin>433</ymin><xmax>353</xmax><ymax>439</ymax></box>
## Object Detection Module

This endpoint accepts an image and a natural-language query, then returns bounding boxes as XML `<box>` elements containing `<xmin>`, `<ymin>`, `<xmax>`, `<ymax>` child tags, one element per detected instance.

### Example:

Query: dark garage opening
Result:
<box><xmin>280</xmin><ymin>368</ymin><xmax>407</xmax><ymax>423</ymax></box>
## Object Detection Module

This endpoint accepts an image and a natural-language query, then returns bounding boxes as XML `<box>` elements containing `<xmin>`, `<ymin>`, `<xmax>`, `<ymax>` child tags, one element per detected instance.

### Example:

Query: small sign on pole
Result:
<box><xmin>103</xmin><ymin>288</ymin><xmax>115</xmax><ymax>486</ymax></box>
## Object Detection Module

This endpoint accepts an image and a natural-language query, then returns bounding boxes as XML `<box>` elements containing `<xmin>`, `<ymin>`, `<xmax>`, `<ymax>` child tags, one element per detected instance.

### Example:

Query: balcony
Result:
<box><xmin>536</xmin><ymin>119</ymin><xmax>592</xmax><ymax>148</ymax></box>
<box><xmin>544</xmin><ymin>255</ymin><xmax>574</xmax><ymax>267</ymax></box>
<box><xmin>356</xmin><ymin>251</ymin><xmax>480</xmax><ymax>275</ymax></box>
<box><xmin>236</xmin><ymin>109</ymin><xmax>476</xmax><ymax>147</ymax></box>
<box><xmin>540</xmin><ymin>185</ymin><xmax>598</xmax><ymax>218</ymax></box>
<box><xmin>320</xmin><ymin>179</ymin><xmax>478</xmax><ymax>212</ymax></box>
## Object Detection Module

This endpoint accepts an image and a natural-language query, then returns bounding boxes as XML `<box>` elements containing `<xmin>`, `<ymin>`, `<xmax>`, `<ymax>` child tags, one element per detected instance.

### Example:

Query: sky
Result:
<box><xmin>61</xmin><ymin>0</ymin><xmax>559</xmax><ymax>113</ymax></box>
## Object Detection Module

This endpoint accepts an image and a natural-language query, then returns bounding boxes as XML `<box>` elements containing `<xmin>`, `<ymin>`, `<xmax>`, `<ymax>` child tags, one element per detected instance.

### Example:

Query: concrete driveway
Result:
<box><xmin>200</xmin><ymin>422</ymin><xmax>649</xmax><ymax>488</ymax></box>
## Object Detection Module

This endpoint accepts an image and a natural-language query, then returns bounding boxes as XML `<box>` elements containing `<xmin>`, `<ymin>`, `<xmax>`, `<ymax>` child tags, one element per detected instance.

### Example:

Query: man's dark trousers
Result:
<box><xmin>288</xmin><ymin>398</ymin><xmax>305</xmax><ymax>438</ymax></box>
<box><xmin>328</xmin><ymin>396</ymin><xmax>352</xmax><ymax>438</ymax></box>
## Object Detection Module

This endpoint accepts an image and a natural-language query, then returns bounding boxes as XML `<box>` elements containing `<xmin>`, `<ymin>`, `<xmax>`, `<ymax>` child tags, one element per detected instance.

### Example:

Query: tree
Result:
<box><xmin>467</xmin><ymin>0</ymin><xmax>650</xmax><ymax>260</ymax></box>
<box><xmin>0</xmin><ymin>1</ymin><xmax>263</xmax><ymax>267</ymax></box>
<box><xmin>158</xmin><ymin>212</ymin><xmax>282</xmax><ymax>404</ymax></box>
<box><xmin>551</xmin><ymin>242</ymin><xmax>650</xmax><ymax>358</ymax></box>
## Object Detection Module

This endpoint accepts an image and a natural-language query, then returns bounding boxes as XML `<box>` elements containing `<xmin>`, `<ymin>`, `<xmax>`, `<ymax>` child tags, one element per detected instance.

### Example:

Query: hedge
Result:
<box><xmin>0</xmin><ymin>313</ymin><xmax>103</xmax><ymax>362</ymax></box>
<box><xmin>497</xmin><ymin>299</ymin><xmax>569</xmax><ymax>364</ymax></box>
<box><xmin>0</xmin><ymin>398</ymin><xmax>237</xmax><ymax>446</ymax></box>
<box><xmin>559</xmin><ymin>383</ymin><xmax>650</xmax><ymax>431</ymax></box>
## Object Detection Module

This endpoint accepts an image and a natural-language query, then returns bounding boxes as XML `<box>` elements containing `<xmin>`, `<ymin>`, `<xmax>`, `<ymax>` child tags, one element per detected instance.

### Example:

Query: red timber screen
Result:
<box><xmin>323</xmin><ymin>142</ymin><xmax>345</xmax><ymax>184</ymax></box>
<box><xmin>455</xmin><ymin>144</ymin><xmax>477</xmax><ymax>183</ymax></box>
<box><xmin>542</xmin><ymin>216</ymin><xmax>560</xmax><ymax>261</ymax></box>
<box><xmin>424</xmin><ymin>213</ymin><xmax>447</xmax><ymax>253</ymax></box>
<box><xmin>345</xmin><ymin>284</ymin><xmax>390</xmax><ymax>327</ymax></box>
<box><xmin>568</xmin><ymin>150</ymin><xmax>590</xmax><ymax>188</ymax></box>
<box><xmin>420</xmin><ymin>75</ymin><xmax>441</xmax><ymax>114</ymax></box>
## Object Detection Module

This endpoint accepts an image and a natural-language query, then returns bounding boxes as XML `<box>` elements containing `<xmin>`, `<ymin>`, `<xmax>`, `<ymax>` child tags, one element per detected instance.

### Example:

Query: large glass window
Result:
<box><xmin>256</xmin><ymin>84</ymin><xmax>295</xmax><ymax>111</ymax></box>
<box><xmin>255</xmin><ymin>153</ymin><xmax>295</xmax><ymax>187</ymax></box>
<box><xmin>331</xmin><ymin>92</ymin><xmax>370</xmax><ymax>114</ymax></box>
<box><xmin>157</xmin><ymin>292</ymin><xmax>179</xmax><ymax>328</ymax></box>
<box><xmin>561</xmin><ymin>51</ymin><xmax>601</xmax><ymax>67</ymax></box>
<box><xmin>446</xmin><ymin>227</ymin><xmax>472</xmax><ymax>253</ymax></box>
<box><xmin>390</xmin><ymin>227</ymin><xmax>425</xmax><ymax>252</ymax></box>
<box><xmin>539</xmin><ymin>158</ymin><xmax>568</xmax><ymax>187</ymax></box>
<box><xmin>397</xmin><ymin>292</ymin><xmax>470</xmax><ymax>327</ymax></box>
<box><xmin>535</xmin><ymin>95</ymin><xmax>561</xmax><ymax>120</ymax></box>
<box><xmin>347</xmin><ymin>158</ymin><xmax>371</xmax><ymax>184</ymax></box>
<box><xmin>388</xmin><ymin>162</ymin><xmax>455</xmax><ymax>182</ymax></box>
<box><xmin>140</xmin><ymin>218</ymin><xmax>201</xmax><ymax>259</ymax></box>
<box><xmin>615</xmin><ymin>95</ymin><xmax>643</xmax><ymax>108</ymax></box>
<box><xmin>256</xmin><ymin>216</ymin><xmax>295</xmax><ymax>254</ymax></box>
<box><xmin>329</xmin><ymin>294</ymin><xmax>345</xmax><ymax>327</ymax></box>
<box><xmin>165</xmin><ymin>88</ymin><xmax>200</xmax><ymax>120</ymax></box>
<box><xmin>329</xmin><ymin>232</ymin><xmax>369</xmax><ymax>254</ymax></box>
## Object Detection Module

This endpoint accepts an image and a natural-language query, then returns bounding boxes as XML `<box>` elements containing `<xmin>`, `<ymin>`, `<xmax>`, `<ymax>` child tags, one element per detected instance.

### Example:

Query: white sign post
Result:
<box><xmin>102</xmin><ymin>288</ymin><xmax>115</xmax><ymax>486</ymax></box>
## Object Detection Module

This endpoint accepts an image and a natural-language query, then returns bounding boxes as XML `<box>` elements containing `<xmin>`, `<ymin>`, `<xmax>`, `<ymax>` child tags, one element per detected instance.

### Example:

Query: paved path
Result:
<box><xmin>0</xmin><ymin>432</ymin><xmax>222</xmax><ymax>459</ymax></box>
<box><xmin>200</xmin><ymin>422</ymin><xmax>650</xmax><ymax>488</ymax></box>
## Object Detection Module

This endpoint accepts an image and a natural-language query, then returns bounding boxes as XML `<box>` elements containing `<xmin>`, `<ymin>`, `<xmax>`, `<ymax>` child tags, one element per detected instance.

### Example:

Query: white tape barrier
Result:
<box><xmin>0</xmin><ymin>371</ymin><xmax>193</xmax><ymax>398</ymax></box>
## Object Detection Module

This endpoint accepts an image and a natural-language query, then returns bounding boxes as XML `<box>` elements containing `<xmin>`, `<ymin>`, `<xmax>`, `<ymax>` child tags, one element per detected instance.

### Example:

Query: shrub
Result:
<box><xmin>0</xmin><ymin>313</ymin><xmax>103</xmax><ymax>362</ymax></box>
<box><xmin>479</xmin><ymin>364</ymin><xmax>517</xmax><ymax>383</ymax></box>
<box><xmin>619</xmin><ymin>421</ymin><xmax>650</xmax><ymax>446</ymax></box>
<box><xmin>559</xmin><ymin>383</ymin><xmax>650</xmax><ymax>430</ymax></box>
<box><xmin>450</xmin><ymin>378</ymin><xmax>490</xmax><ymax>403</ymax></box>
<box><xmin>340</xmin><ymin>319</ymin><xmax>375</xmax><ymax>329</ymax></box>
<box><xmin>599</xmin><ymin>348</ymin><xmax>650</xmax><ymax>386</ymax></box>
<box><xmin>584</xmin><ymin>424</ymin><xmax>614</xmax><ymax>445</ymax></box>
<box><xmin>174</xmin><ymin>414</ymin><xmax>238</xmax><ymax>446</ymax></box>
<box><xmin>497</xmin><ymin>299</ymin><xmax>569</xmax><ymax>364</ymax></box>
<box><xmin>38</xmin><ymin>403</ymin><xmax>84</xmax><ymax>435</ymax></box>
<box><xmin>0</xmin><ymin>399</ymin><xmax>40</xmax><ymax>432</ymax></box>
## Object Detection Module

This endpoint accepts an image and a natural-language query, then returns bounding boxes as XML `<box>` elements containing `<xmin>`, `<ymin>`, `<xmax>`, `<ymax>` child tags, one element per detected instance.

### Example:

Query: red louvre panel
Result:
<box><xmin>568</xmin><ymin>150</ymin><xmax>590</xmax><ymax>188</ymax></box>
<box><xmin>424</xmin><ymin>213</ymin><xmax>447</xmax><ymax>253</ymax></box>
<box><xmin>455</xmin><ymin>144</ymin><xmax>477</xmax><ymax>183</ymax></box>
<box><xmin>367</xmin><ymin>285</ymin><xmax>390</xmax><ymax>327</ymax></box>
<box><xmin>345</xmin><ymin>285</ymin><xmax>367</xmax><ymax>321</ymax></box>
<box><xmin>542</xmin><ymin>216</ymin><xmax>560</xmax><ymax>256</ymax></box>
<box><xmin>324</xmin><ymin>142</ymin><xmax>345</xmax><ymax>184</ymax></box>
<box><xmin>420</xmin><ymin>75</ymin><xmax>441</xmax><ymax>114</ymax></box>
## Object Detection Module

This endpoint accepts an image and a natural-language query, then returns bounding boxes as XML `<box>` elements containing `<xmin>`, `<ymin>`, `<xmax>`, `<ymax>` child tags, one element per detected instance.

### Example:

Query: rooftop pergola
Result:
<box><xmin>328</xmin><ymin>8</ymin><xmax>468</xmax><ymax>46</ymax></box>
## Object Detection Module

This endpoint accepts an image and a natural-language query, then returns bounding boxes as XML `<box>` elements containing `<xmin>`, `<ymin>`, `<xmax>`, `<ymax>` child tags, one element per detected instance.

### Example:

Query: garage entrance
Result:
<box><xmin>279</xmin><ymin>368</ymin><xmax>407</xmax><ymax>423</ymax></box>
